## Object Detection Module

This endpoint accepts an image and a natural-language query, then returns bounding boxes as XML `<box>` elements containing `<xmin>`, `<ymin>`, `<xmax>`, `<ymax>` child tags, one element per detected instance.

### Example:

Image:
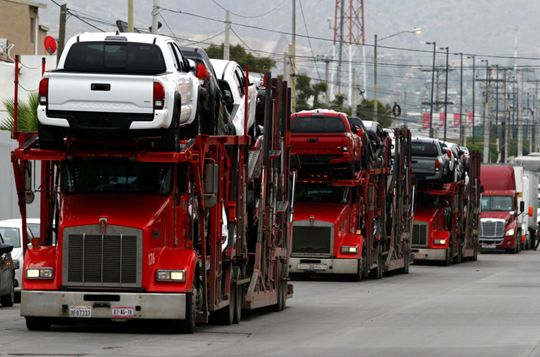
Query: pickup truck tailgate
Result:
<box><xmin>48</xmin><ymin>72</ymin><xmax>154</xmax><ymax>114</ymax></box>
<box><xmin>411</xmin><ymin>157</ymin><xmax>437</xmax><ymax>174</ymax></box>
<box><xmin>291</xmin><ymin>134</ymin><xmax>344</xmax><ymax>156</ymax></box>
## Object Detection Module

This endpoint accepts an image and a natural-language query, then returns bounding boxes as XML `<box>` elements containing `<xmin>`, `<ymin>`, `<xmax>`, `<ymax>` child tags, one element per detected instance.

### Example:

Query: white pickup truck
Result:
<box><xmin>37</xmin><ymin>32</ymin><xmax>204</xmax><ymax>151</ymax></box>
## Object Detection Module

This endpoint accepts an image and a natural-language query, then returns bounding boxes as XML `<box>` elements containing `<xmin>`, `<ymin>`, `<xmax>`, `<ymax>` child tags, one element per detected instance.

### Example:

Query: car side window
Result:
<box><xmin>27</xmin><ymin>227</ymin><xmax>34</xmax><ymax>245</ymax></box>
<box><xmin>172</xmin><ymin>44</ymin><xmax>189</xmax><ymax>72</ymax></box>
<box><xmin>167</xmin><ymin>43</ymin><xmax>182</xmax><ymax>71</ymax></box>
<box><xmin>234</xmin><ymin>67</ymin><xmax>246</xmax><ymax>96</ymax></box>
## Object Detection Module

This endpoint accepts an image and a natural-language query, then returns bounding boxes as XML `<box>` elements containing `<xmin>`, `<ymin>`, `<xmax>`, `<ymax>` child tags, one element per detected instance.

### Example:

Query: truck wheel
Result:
<box><xmin>174</xmin><ymin>276</ymin><xmax>200</xmax><ymax>333</ymax></box>
<box><xmin>215</xmin><ymin>284</ymin><xmax>235</xmax><ymax>325</ymax></box>
<box><xmin>157</xmin><ymin>105</ymin><xmax>180</xmax><ymax>152</ymax></box>
<box><xmin>233</xmin><ymin>284</ymin><xmax>242</xmax><ymax>324</ymax></box>
<box><xmin>354</xmin><ymin>257</ymin><xmax>364</xmax><ymax>282</ymax></box>
<box><xmin>0</xmin><ymin>280</ymin><xmax>14</xmax><ymax>307</ymax></box>
<box><xmin>403</xmin><ymin>252</ymin><xmax>410</xmax><ymax>274</ymax></box>
<box><xmin>442</xmin><ymin>249</ymin><xmax>450</xmax><ymax>266</ymax></box>
<box><xmin>517</xmin><ymin>240</ymin><xmax>522</xmax><ymax>254</ymax></box>
<box><xmin>38</xmin><ymin>122</ymin><xmax>63</xmax><ymax>150</ymax></box>
<box><xmin>471</xmin><ymin>243</ymin><xmax>478</xmax><ymax>261</ymax></box>
<box><xmin>453</xmin><ymin>247</ymin><xmax>462</xmax><ymax>264</ymax></box>
<box><xmin>269</xmin><ymin>279</ymin><xmax>284</xmax><ymax>312</ymax></box>
<box><xmin>181</xmin><ymin>106</ymin><xmax>202</xmax><ymax>140</ymax></box>
<box><xmin>26</xmin><ymin>317</ymin><xmax>51</xmax><ymax>331</ymax></box>
<box><xmin>280</xmin><ymin>281</ymin><xmax>287</xmax><ymax>311</ymax></box>
<box><xmin>369</xmin><ymin>252</ymin><xmax>383</xmax><ymax>279</ymax></box>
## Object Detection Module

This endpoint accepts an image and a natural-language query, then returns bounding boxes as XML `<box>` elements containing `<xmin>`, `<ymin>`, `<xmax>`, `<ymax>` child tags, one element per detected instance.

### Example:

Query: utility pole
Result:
<box><xmin>456</xmin><ymin>52</ymin><xmax>463</xmax><ymax>145</ymax></box>
<box><xmin>495</xmin><ymin>65</ymin><xmax>499</xmax><ymax>143</ymax></box>
<box><xmin>374</xmin><ymin>34</ymin><xmax>378</xmax><ymax>121</ymax></box>
<box><xmin>352</xmin><ymin>69</ymin><xmax>358</xmax><ymax>117</ymax></box>
<box><xmin>224</xmin><ymin>10</ymin><xmax>230</xmax><ymax>60</ymax></box>
<box><xmin>440</xmin><ymin>47</ymin><xmax>449</xmax><ymax>141</ymax></box>
<box><xmin>58</xmin><ymin>4</ymin><xmax>67</xmax><ymax>61</ymax></box>
<box><xmin>467</xmin><ymin>55</ymin><xmax>476</xmax><ymax>144</ymax></box>
<box><xmin>291</xmin><ymin>0</ymin><xmax>297</xmax><ymax>113</ymax></box>
<box><xmin>283</xmin><ymin>49</ymin><xmax>290</xmax><ymax>86</ymax></box>
<box><xmin>128</xmin><ymin>0</ymin><xmax>134</xmax><ymax>32</ymax></box>
<box><xmin>518</xmin><ymin>71</ymin><xmax>524</xmax><ymax>157</ymax></box>
<box><xmin>404</xmin><ymin>91</ymin><xmax>408</xmax><ymax>127</ymax></box>
<box><xmin>503</xmin><ymin>70</ymin><xmax>508</xmax><ymax>163</ymax></box>
<box><xmin>151</xmin><ymin>0</ymin><xmax>159</xmax><ymax>34</ymax></box>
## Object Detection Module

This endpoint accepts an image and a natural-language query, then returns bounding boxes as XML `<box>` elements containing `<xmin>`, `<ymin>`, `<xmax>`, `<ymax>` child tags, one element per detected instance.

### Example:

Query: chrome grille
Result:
<box><xmin>63</xmin><ymin>225</ymin><xmax>142</xmax><ymax>288</ymax></box>
<box><xmin>480</xmin><ymin>220</ymin><xmax>505</xmax><ymax>238</ymax></box>
<box><xmin>292</xmin><ymin>220</ymin><xmax>334</xmax><ymax>257</ymax></box>
<box><xmin>412</xmin><ymin>222</ymin><xmax>429</xmax><ymax>247</ymax></box>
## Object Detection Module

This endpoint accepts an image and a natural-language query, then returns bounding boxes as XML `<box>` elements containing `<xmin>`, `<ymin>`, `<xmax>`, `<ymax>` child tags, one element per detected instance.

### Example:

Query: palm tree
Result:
<box><xmin>0</xmin><ymin>92</ymin><xmax>39</xmax><ymax>135</ymax></box>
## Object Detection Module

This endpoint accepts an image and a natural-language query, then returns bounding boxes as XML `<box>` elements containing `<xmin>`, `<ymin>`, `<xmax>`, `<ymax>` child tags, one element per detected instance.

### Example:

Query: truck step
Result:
<box><xmin>248</xmin><ymin>150</ymin><xmax>261</xmax><ymax>179</ymax></box>
<box><xmin>276</xmin><ymin>201</ymin><xmax>289</xmax><ymax>213</ymax></box>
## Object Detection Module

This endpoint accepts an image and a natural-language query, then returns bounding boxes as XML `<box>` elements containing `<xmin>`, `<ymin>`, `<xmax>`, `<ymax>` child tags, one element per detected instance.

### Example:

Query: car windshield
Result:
<box><xmin>415</xmin><ymin>192</ymin><xmax>440</xmax><ymax>209</ymax></box>
<box><xmin>64</xmin><ymin>42</ymin><xmax>166</xmax><ymax>75</ymax></box>
<box><xmin>411</xmin><ymin>142</ymin><xmax>439</xmax><ymax>157</ymax></box>
<box><xmin>0</xmin><ymin>227</ymin><xmax>20</xmax><ymax>248</ymax></box>
<box><xmin>291</xmin><ymin>116</ymin><xmax>346</xmax><ymax>134</ymax></box>
<box><xmin>481</xmin><ymin>196</ymin><xmax>513</xmax><ymax>211</ymax></box>
<box><xmin>295</xmin><ymin>183</ymin><xmax>350</xmax><ymax>204</ymax></box>
<box><xmin>61</xmin><ymin>157</ymin><xmax>174</xmax><ymax>196</ymax></box>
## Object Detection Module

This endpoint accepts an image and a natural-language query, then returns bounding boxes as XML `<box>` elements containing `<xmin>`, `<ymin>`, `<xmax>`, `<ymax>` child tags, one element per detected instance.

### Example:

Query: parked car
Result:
<box><xmin>361</xmin><ymin>120</ymin><xmax>388</xmax><ymax>167</ymax></box>
<box><xmin>0</xmin><ymin>234</ymin><xmax>15</xmax><ymax>307</ymax></box>
<box><xmin>210</xmin><ymin>59</ymin><xmax>258</xmax><ymax>137</ymax></box>
<box><xmin>38</xmin><ymin>32</ymin><xmax>205</xmax><ymax>151</ymax></box>
<box><xmin>0</xmin><ymin>219</ymin><xmax>40</xmax><ymax>299</ymax></box>
<box><xmin>291</xmin><ymin>109</ymin><xmax>362</xmax><ymax>178</ymax></box>
<box><xmin>411</xmin><ymin>137</ymin><xmax>450</xmax><ymax>185</ymax></box>
<box><xmin>383</xmin><ymin>128</ymin><xmax>395</xmax><ymax>156</ymax></box>
<box><xmin>180</xmin><ymin>46</ymin><xmax>235</xmax><ymax>136</ymax></box>
<box><xmin>440</xmin><ymin>141</ymin><xmax>463</xmax><ymax>182</ymax></box>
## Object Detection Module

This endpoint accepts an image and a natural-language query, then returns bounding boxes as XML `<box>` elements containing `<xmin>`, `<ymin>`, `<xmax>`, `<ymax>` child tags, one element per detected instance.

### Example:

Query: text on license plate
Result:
<box><xmin>482</xmin><ymin>244</ymin><xmax>496</xmax><ymax>249</ymax></box>
<box><xmin>112</xmin><ymin>307</ymin><xmax>134</xmax><ymax>318</ymax></box>
<box><xmin>70</xmin><ymin>306</ymin><xmax>92</xmax><ymax>318</ymax></box>
<box><xmin>415</xmin><ymin>253</ymin><xmax>426</xmax><ymax>259</ymax></box>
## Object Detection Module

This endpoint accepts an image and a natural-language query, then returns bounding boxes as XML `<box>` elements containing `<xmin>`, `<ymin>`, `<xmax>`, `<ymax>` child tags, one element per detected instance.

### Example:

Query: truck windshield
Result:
<box><xmin>295</xmin><ymin>183</ymin><xmax>349</xmax><ymax>204</ymax></box>
<box><xmin>415</xmin><ymin>192</ymin><xmax>440</xmax><ymax>208</ymax></box>
<box><xmin>291</xmin><ymin>117</ymin><xmax>346</xmax><ymax>133</ymax></box>
<box><xmin>411</xmin><ymin>142</ymin><xmax>439</xmax><ymax>157</ymax></box>
<box><xmin>481</xmin><ymin>196</ymin><xmax>513</xmax><ymax>211</ymax></box>
<box><xmin>61</xmin><ymin>157</ymin><xmax>174</xmax><ymax>196</ymax></box>
<box><xmin>64</xmin><ymin>42</ymin><xmax>166</xmax><ymax>75</ymax></box>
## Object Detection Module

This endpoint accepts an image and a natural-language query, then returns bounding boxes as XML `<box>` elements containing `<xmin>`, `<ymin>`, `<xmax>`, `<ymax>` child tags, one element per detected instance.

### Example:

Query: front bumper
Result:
<box><xmin>480</xmin><ymin>235</ymin><xmax>516</xmax><ymax>250</ymax></box>
<box><xmin>21</xmin><ymin>290</ymin><xmax>186</xmax><ymax>320</ymax></box>
<box><xmin>289</xmin><ymin>257</ymin><xmax>358</xmax><ymax>274</ymax></box>
<box><xmin>412</xmin><ymin>248</ymin><xmax>447</xmax><ymax>261</ymax></box>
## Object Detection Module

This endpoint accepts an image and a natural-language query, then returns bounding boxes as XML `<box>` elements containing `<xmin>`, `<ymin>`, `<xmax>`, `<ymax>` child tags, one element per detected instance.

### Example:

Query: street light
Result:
<box><xmin>373</xmin><ymin>27</ymin><xmax>421</xmax><ymax>122</ymax></box>
<box><xmin>422</xmin><ymin>41</ymin><xmax>436</xmax><ymax>138</ymax></box>
<box><xmin>466</xmin><ymin>55</ymin><xmax>476</xmax><ymax>144</ymax></box>
<box><xmin>439</xmin><ymin>47</ymin><xmax>449</xmax><ymax>141</ymax></box>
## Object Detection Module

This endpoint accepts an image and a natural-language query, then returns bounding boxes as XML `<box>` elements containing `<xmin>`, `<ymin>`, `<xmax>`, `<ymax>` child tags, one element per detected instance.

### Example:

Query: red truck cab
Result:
<box><xmin>291</xmin><ymin>109</ymin><xmax>362</xmax><ymax>178</ymax></box>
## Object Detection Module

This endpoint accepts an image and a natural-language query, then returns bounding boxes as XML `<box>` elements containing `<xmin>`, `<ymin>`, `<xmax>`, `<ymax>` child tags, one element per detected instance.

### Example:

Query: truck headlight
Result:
<box><xmin>434</xmin><ymin>239</ymin><xmax>447</xmax><ymax>245</ymax></box>
<box><xmin>505</xmin><ymin>229</ymin><xmax>515</xmax><ymax>236</ymax></box>
<box><xmin>156</xmin><ymin>270</ymin><xmax>186</xmax><ymax>282</ymax></box>
<box><xmin>341</xmin><ymin>246</ymin><xmax>358</xmax><ymax>254</ymax></box>
<box><xmin>26</xmin><ymin>267</ymin><xmax>54</xmax><ymax>279</ymax></box>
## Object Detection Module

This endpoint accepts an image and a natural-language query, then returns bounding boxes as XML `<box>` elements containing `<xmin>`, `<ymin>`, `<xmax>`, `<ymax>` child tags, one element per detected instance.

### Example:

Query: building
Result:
<box><xmin>0</xmin><ymin>0</ymin><xmax>48</xmax><ymax>57</ymax></box>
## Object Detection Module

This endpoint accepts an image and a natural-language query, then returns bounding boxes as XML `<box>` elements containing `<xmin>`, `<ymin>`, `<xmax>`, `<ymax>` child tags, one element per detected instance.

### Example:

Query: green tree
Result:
<box><xmin>205</xmin><ymin>44</ymin><xmax>275</xmax><ymax>73</ymax></box>
<box><xmin>296</xmin><ymin>73</ymin><xmax>314</xmax><ymax>112</ymax></box>
<box><xmin>356</xmin><ymin>98</ymin><xmax>392</xmax><ymax>127</ymax></box>
<box><xmin>0</xmin><ymin>93</ymin><xmax>39</xmax><ymax>135</ymax></box>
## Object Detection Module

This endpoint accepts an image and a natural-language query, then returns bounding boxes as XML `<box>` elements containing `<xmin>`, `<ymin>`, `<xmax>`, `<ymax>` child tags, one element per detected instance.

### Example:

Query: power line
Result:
<box><xmin>210</xmin><ymin>0</ymin><xmax>287</xmax><ymax>19</ymax></box>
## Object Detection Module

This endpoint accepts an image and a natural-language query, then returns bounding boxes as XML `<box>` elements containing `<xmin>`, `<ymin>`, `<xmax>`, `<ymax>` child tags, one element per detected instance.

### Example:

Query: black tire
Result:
<box><xmin>280</xmin><ymin>281</ymin><xmax>287</xmax><ymax>311</ymax></box>
<box><xmin>402</xmin><ymin>252</ymin><xmax>410</xmax><ymax>274</ymax></box>
<box><xmin>530</xmin><ymin>233</ymin><xmax>536</xmax><ymax>251</ymax></box>
<box><xmin>471</xmin><ymin>242</ymin><xmax>478</xmax><ymax>261</ymax></box>
<box><xmin>269</xmin><ymin>279</ymin><xmax>283</xmax><ymax>312</ymax></box>
<box><xmin>203</xmin><ymin>100</ymin><xmax>218</xmax><ymax>136</ymax></box>
<box><xmin>172</xmin><ymin>276</ymin><xmax>199</xmax><ymax>333</ymax></box>
<box><xmin>353</xmin><ymin>257</ymin><xmax>364</xmax><ymax>282</ymax></box>
<box><xmin>453</xmin><ymin>246</ymin><xmax>462</xmax><ymax>264</ymax></box>
<box><xmin>0</xmin><ymin>280</ymin><xmax>14</xmax><ymax>307</ymax></box>
<box><xmin>442</xmin><ymin>249</ymin><xmax>450</xmax><ymax>266</ymax></box>
<box><xmin>517</xmin><ymin>239</ymin><xmax>522</xmax><ymax>254</ymax></box>
<box><xmin>215</xmin><ymin>284</ymin><xmax>234</xmax><ymax>325</ymax></box>
<box><xmin>156</xmin><ymin>105</ymin><xmax>180</xmax><ymax>152</ymax></box>
<box><xmin>38</xmin><ymin>122</ymin><xmax>63</xmax><ymax>150</ymax></box>
<box><xmin>181</xmin><ymin>106</ymin><xmax>202</xmax><ymax>140</ymax></box>
<box><xmin>369</xmin><ymin>252</ymin><xmax>383</xmax><ymax>279</ymax></box>
<box><xmin>233</xmin><ymin>284</ymin><xmax>242</xmax><ymax>324</ymax></box>
<box><xmin>26</xmin><ymin>317</ymin><xmax>51</xmax><ymax>331</ymax></box>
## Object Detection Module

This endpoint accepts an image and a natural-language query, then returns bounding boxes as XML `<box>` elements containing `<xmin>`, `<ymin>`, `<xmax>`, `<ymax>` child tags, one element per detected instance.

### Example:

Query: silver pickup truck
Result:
<box><xmin>411</xmin><ymin>137</ymin><xmax>450</xmax><ymax>185</ymax></box>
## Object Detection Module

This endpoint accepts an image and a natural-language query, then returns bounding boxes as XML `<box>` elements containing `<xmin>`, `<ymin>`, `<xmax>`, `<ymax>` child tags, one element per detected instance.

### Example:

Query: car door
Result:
<box><xmin>0</xmin><ymin>235</ymin><xmax>7</xmax><ymax>294</ymax></box>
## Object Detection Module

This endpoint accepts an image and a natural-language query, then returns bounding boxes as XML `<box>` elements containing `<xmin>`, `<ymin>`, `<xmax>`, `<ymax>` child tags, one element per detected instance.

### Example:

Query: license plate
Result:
<box><xmin>297</xmin><ymin>263</ymin><xmax>311</xmax><ymax>270</ymax></box>
<box><xmin>482</xmin><ymin>244</ymin><xmax>496</xmax><ymax>249</ymax></box>
<box><xmin>415</xmin><ymin>253</ymin><xmax>426</xmax><ymax>259</ymax></box>
<box><xmin>314</xmin><ymin>264</ymin><xmax>327</xmax><ymax>270</ymax></box>
<box><xmin>112</xmin><ymin>307</ymin><xmax>134</xmax><ymax>318</ymax></box>
<box><xmin>69</xmin><ymin>306</ymin><xmax>92</xmax><ymax>318</ymax></box>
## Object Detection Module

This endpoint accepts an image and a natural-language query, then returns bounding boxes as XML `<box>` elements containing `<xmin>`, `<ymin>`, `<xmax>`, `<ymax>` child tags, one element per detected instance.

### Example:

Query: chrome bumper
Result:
<box><xmin>20</xmin><ymin>290</ymin><xmax>186</xmax><ymax>320</ymax></box>
<box><xmin>289</xmin><ymin>257</ymin><xmax>358</xmax><ymax>274</ymax></box>
<box><xmin>413</xmin><ymin>248</ymin><xmax>447</xmax><ymax>261</ymax></box>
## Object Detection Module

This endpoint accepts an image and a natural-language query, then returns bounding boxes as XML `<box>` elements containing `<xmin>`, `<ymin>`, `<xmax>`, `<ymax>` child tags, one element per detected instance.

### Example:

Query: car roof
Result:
<box><xmin>412</xmin><ymin>136</ymin><xmax>439</xmax><ymax>144</ymax></box>
<box><xmin>73</xmin><ymin>32</ymin><xmax>165</xmax><ymax>45</ymax></box>
<box><xmin>209</xmin><ymin>59</ymin><xmax>239</xmax><ymax>80</ymax></box>
<box><xmin>0</xmin><ymin>218</ymin><xmax>40</xmax><ymax>229</ymax></box>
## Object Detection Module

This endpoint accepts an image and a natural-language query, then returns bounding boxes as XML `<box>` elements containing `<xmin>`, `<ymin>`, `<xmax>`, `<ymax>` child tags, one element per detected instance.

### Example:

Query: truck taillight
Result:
<box><xmin>435</xmin><ymin>160</ymin><xmax>440</xmax><ymax>170</ymax></box>
<box><xmin>343</xmin><ymin>137</ymin><xmax>352</xmax><ymax>152</ymax></box>
<box><xmin>154</xmin><ymin>82</ymin><xmax>165</xmax><ymax>109</ymax></box>
<box><xmin>38</xmin><ymin>78</ymin><xmax>48</xmax><ymax>106</ymax></box>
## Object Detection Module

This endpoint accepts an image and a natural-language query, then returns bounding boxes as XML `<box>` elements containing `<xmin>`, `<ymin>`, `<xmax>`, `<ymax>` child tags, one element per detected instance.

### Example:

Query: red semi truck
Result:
<box><xmin>13</xmin><ymin>76</ymin><xmax>294</xmax><ymax>332</ymax></box>
<box><xmin>411</xmin><ymin>151</ymin><xmax>482</xmax><ymax>264</ymax></box>
<box><xmin>290</xmin><ymin>116</ymin><xmax>414</xmax><ymax>280</ymax></box>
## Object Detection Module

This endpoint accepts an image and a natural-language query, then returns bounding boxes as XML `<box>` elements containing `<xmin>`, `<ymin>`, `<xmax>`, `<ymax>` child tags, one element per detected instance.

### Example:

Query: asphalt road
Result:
<box><xmin>2</xmin><ymin>251</ymin><xmax>540</xmax><ymax>357</ymax></box>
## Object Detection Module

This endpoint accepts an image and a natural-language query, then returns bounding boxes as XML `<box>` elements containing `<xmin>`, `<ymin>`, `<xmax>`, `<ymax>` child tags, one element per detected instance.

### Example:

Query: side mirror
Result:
<box><xmin>0</xmin><ymin>243</ymin><xmax>13</xmax><ymax>255</ymax></box>
<box><xmin>222</xmin><ymin>90</ymin><xmax>234</xmax><ymax>105</ymax></box>
<box><xmin>520</xmin><ymin>201</ymin><xmax>525</xmax><ymax>213</ymax></box>
<box><xmin>187</xmin><ymin>59</ymin><xmax>196</xmax><ymax>72</ymax></box>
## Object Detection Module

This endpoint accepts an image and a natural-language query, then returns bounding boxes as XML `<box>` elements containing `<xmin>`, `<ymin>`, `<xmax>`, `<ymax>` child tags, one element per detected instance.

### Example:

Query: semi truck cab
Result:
<box><xmin>479</xmin><ymin>191</ymin><xmax>521</xmax><ymax>252</ymax></box>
